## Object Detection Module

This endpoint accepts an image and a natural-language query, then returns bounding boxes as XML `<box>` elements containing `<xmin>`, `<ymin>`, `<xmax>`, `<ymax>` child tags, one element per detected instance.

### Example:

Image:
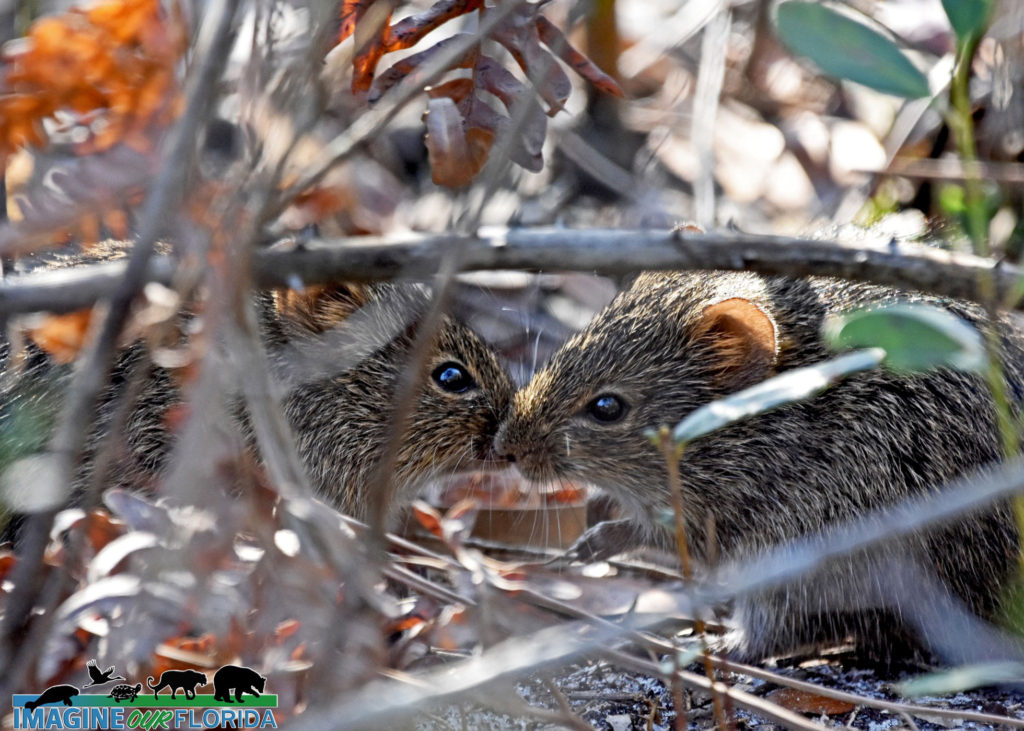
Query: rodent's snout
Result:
<box><xmin>492</xmin><ymin>419</ymin><xmax>555</xmax><ymax>481</ymax></box>
<box><xmin>491</xmin><ymin>423</ymin><xmax>514</xmax><ymax>462</ymax></box>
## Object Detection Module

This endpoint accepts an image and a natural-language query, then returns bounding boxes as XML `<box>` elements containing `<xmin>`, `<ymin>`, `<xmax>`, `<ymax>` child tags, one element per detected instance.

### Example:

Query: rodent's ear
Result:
<box><xmin>273</xmin><ymin>283</ymin><xmax>372</xmax><ymax>333</ymax></box>
<box><xmin>695</xmin><ymin>297</ymin><xmax>778</xmax><ymax>390</ymax></box>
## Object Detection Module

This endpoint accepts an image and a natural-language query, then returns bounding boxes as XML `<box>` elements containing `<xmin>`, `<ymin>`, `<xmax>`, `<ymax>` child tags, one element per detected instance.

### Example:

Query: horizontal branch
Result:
<box><xmin>3</xmin><ymin>228</ymin><xmax>1024</xmax><ymax>315</ymax></box>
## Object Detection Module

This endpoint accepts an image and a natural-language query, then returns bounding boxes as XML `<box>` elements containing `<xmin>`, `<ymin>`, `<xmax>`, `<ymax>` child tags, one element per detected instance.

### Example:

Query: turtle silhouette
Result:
<box><xmin>25</xmin><ymin>685</ymin><xmax>79</xmax><ymax>710</ymax></box>
<box><xmin>84</xmin><ymin>660</ymin><xmax>125</xmax><ymax>687</ymax></box>
<box><xmin>107</xmin><ymin>684</ymin><xmax>142</xmax><ymax>703</ymax></box>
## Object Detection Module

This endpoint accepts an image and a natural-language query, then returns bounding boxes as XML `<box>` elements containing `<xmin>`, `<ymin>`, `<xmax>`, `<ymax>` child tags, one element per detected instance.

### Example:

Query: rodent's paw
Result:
<box><xmin>563</xmin><ymin>519</ymin><xmax>646</xmax><ymax>563</ymax></box>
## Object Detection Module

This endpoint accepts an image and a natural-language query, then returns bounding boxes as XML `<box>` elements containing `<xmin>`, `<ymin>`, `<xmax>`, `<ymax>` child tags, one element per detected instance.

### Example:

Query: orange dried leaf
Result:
<box><xmin>387</xmin><ymin>615</ymin><xmax>426</xmax><ymax>634</ymax></box>
<box><xmin>498</xmin><ymin>567</ymin><xmax>526</xmax><ymax>582</ymax></box>
<box><xmin>84</xmin><ymin>509</ymin><xmax>123</xmax><ymax>552</ymax></box>
<box><xmin>426</xmin><ymin>78</ymin><xmax>475</xmax><ymax>105</ymax></box>
<box><xmin>0</xmin><ymin>0</ymin><xmax>185</xmax><ymax>157</ymax></box>
<box><xmin>28</xmin><ymin>309</ymin><xmax>94</xmax><ymax>364</ymax></box>
<box><xmin>766</xmin><ymin>688</ymin><xmax>856</xmax><ymax>716</ymax></box>
<box><xmin>411</xmin><ymin>500</ymin><xmax>444</xmax><ymax>538</ymax></box>
<box><xmin>545</xmin><ymin>483</ymin><xmax>586</xmax><ymax>505</ymax></box>
<box><xmin>0</xmin><ymin>552</ymin><xmax>17</xmax><ymax>583</ymax></box>
<box><xmin>337</xmin><ymin>0</ymin><xmax>374</xmax><ymax>44</ymax></box>
<box><xmin>351</xmin><ymin>5</ymin><xmax>393</xmax><ymax>94</ymax></box>
<box><xmin>425</xmin><ymin>96</ymin><xmax>493</xmax><ymax>187</ymax></box>
<box><xmin>290</xmin><ymin>642</ymin><xmax>308</xmax><ymax>661</ymax></box>
<box><xmin>386</xmin><ymin>0</ymin><xmax>483</xmax><ymax>53</ymax></box>
<box><xmin>369</xmin><ymin>34</ymin><xmax>477</xmax><ymax>104</ymax></box>
<box><xmin>445</xmin><ymin>498</ymin><xmax>478</xmax><ymax>523</ymax></box>
<box><xmin>535</xmin><ymin>15</ymin><xmax>623</xmax><ymax>98</ymax></box>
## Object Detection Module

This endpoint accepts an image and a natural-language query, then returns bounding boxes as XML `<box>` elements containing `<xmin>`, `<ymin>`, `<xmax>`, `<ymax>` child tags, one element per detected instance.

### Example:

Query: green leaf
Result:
<box><xmin>938</xmin><ymin>183</ymin><xmax>967</xmax><ymax>216</ymax></box>
<box><xmin>942</xmin><ymin>0</ymin><xmax>995</xmax><ymax>45</ymax></box>
<box><xmin>825</xmin><ymin>303</ymin><xmax>987</xmax><ymax>374</ymax></box>
<box><xmin>665</xmin><ymin>349</ymin><xmax>884</xmax><ymax>446</ymax></box>
<box><xmin>898</xmin><ymin>662</ymin><xmax>1024</xmax><ymax>696</ymax></box>
<box><xmin>774</xmin><ymin>1</ymin><xmax>931</xmax><ymax>98</ymax></box>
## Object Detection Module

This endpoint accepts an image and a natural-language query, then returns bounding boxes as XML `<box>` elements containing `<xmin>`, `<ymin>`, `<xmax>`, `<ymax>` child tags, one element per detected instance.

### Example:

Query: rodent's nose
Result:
<box><xmin>491</xmin><ymin>423</ymin><xmax>521</xmax><ymax>464</ymax></box>
<box><xmin>491</xmin><ymin>429</ymin><xmax>515</xmax><ymax>462</ymax></box>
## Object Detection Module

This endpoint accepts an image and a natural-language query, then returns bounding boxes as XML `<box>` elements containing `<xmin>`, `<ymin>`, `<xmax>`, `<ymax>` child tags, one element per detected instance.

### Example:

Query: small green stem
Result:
<box><xmin>948</xmin><ymin>35</ymin><xmax>1024</xmax><ymax>566</ymax></box>
<box><xmin>948</xmin><ymin>36</ymin><xmax>989</xmax><ymax>255</ymax></box>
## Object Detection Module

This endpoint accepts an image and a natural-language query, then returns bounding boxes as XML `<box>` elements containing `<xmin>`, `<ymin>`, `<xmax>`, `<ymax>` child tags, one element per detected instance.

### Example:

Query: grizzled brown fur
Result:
<box><xmin>260</xmin><ymin>282</ymin><xmax>514</xmax><ymax>517</ymax></box>
<box><xmin>2</xmin><ymin>252</ymin><xmax>513</xmax><ymax>523</ymax></box>
<box><xmin>497</xmin><ymin>271</ymin><xmax>1023</xmax><ymax>661</ymax></box>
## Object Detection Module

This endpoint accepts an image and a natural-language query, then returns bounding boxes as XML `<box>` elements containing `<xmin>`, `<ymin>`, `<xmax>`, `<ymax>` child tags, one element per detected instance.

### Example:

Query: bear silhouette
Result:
<box><xmin>147</xmin><ymin>669</ymin><xmax>207</xmax><ymax>700</ymax></box>
<box><xmin>25</xmin><ymin>685</ymin><xmax>79</xmax><ymax>710</ymax></box>
<box><xmin>212</xmin><ymin>665</ymin><xmax>266</xmax><ymax>704</ymax></box>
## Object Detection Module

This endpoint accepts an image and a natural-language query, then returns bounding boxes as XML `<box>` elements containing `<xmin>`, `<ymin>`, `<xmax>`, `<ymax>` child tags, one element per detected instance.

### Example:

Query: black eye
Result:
<box><xmin>432</xmin><ymin>362</ymin><xmax>476</xmax><ymax>394</ymax></box>
<box><xmin>586</xmin><ymin>394</ymin><xmax>627</xmax><ymax>423</ymax></box>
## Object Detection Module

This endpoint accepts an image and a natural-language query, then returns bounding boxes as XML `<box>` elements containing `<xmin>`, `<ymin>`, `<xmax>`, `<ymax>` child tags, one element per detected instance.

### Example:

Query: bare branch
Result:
<box><xmin>4</xmin><ymin>229</ymin><xmax>1024</xmax><ymax>316</ymax></box>
<box><xmin>713</xmin><ymin>658</ymin><xmax>1024</xmax><ymax>728</ymax></box>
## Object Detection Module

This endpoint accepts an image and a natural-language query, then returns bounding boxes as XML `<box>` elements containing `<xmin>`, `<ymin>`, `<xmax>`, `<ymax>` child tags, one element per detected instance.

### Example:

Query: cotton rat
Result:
<box><xmin>1</xmin><ymin>255</ymin><xmax>513</xmax><ymax>524</ymax></box>
<box><xmin>496</xmin><ymin>270</ymin><xmax>1023</xmax><ymax>661</ymax></box>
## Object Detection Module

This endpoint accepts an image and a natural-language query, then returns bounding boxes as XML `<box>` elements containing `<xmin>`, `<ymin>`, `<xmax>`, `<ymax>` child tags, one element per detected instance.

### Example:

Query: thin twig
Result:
<box><xmin>7</xmin><ymin>229</ymin><xmax>1024</xmax><ymax>316</ymax></box>
<box><xmin>543</xmin><ymin>677</ymin><xmax>593</xmax><ymax>731</ymax></box>
<box><xmin>867</xmin><ymin>157</ymin><xmax>1024</xmax><ymax>185</ymax></box>
<box><xmin>692</xmin><ymin>8</ymin><xmax>729</xmax><ymax>228</ymax></box>
<box><xmin>509</xmin><ymin>573</ymin><xmax>1024</xmax><ymax>730</ymax></box>
<box><xmin>603</xmin><ymin>648</ymin><xmax>825</xmax><ymax>731</ymax></box>
<box><xmin>899</xmin><ymin>711</ymin><xmax>922</xmax><ymax>731</ymax></box>
<box><xmin>714</xmin><ymin>658</ymin><xmax>1024</xmax><ymax>728</ymax></box>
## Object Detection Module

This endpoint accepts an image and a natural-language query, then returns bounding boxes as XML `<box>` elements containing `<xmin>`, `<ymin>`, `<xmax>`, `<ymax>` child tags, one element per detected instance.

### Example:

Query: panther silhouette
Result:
<box><xmin>147</xmin><ymin>669</ymin><xmax>207</xmax><ymax>700</ymax></box>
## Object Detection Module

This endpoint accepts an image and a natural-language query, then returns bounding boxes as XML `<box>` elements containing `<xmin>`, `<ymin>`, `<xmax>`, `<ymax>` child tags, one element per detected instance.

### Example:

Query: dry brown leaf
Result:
<box><xmin>0</xmin><ymin>0</ymin><xmax>186</xmax><ymax>158</ymax></box>
<box><xmin>424</xmin><ymin>96</ymin><xmax>493</xmax><ymax>187</ymax></box>
<box><xmin>27</xmin><ymin>308</ymin><xmax>94</xmax><ymax>364</ymax></box>
<box><xmin>411</xmin><ymin>499</ymin><xmax>444</xmax><ymax>538</ymax></box>
<box><xmin>766</xmin><ymin>688</ymin><xmax>857</xmax><ymax>716</ymax></box>
<box><xmin>338</xmin><ymin>1</ymin><xmax>621</xmax><ymax>187</ymax></box>
<box><xmin>0</xmin><ymin>552</ymin><xmax>16</xmax><ymax>584</ymax></box>
<box><xmin>84</xmin><ymin>509</ymin><xmax>124</xmax><ymax>553</ymax></box>
<box><xmin>275</xmin><ymin>619</ymin><xmax>302</xmax><ymax>640</ymax></box>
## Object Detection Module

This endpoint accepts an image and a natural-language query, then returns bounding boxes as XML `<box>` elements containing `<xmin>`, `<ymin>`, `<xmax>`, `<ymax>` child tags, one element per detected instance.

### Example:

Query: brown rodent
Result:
<box><xmin>1</xmin><ymin>254</ymin><xmax>514</xmax><ymax>525</ymax></box>
<box><xmin>496</xmin><ymin>270</ymin><xmax>1023</xmax><ymax>662</ymax></box>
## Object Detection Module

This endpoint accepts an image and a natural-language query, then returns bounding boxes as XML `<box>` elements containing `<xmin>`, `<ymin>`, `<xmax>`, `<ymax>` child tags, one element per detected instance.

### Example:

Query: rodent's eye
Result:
<box><xmin>586</xmin><ymin>394</ymin><xmax>628</xmax><ymax>423</ymax></box>
<box><xmin>432</xmin><ymin>362</ymin><xmax>476</xmax><ymax>394</ymax></box>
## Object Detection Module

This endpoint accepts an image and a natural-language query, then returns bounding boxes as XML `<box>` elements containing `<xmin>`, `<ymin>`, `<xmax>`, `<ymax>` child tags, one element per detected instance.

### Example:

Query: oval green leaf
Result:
<box><xmin>825</xmin><ymin>303</ymin><xmax>987</xmax><ymax>374</ymax></box>
<box><xmin>942</xmin><ymin>0</ymin><xmax>994</xmax><ymax>46</ymax></box>
<box><xmin>775</xmin><ymin>1</ymin><xmax>931</xmax><ymax>98</ymax></box>
<box><xmin>666</xmin><ymin>348</ymin><xmax>885</xmax><ymax>445</ymax></box>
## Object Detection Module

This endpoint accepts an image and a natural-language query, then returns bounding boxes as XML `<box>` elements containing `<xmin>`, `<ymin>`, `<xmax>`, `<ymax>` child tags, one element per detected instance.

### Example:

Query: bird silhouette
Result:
<box><xmin>84</xmin><ymin>661</ymin><xmax>125</xmax><ymax>687</ymax></box>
